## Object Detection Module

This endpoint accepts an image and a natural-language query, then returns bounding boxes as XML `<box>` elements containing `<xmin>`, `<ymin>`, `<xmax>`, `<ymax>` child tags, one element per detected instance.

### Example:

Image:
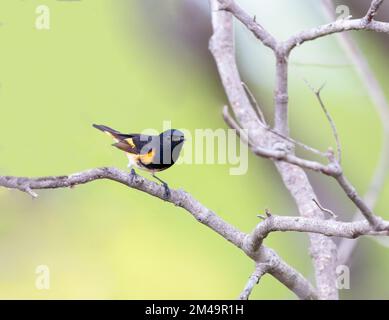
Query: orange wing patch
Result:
<box><xmin>112</xmin><ymin>139</ymin><xmax>138</xmax><ymax>153</ymax></box>
<box><xmin>125</xmin><ymin>138</ymin><xmax>136</xmax><ymax>148</ymax></box>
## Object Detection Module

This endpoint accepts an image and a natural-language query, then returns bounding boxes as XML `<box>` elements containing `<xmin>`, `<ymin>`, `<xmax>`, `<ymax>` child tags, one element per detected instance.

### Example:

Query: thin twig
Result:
<box><xmin>266</xmin><ymin>125</ymin><xmax>328</xmax><ymax>158</ymax></box>
<box><xmin>224</xmin><ymin>101</ymin><xmax>327</xmax><ymax>158</ymax></box>
<box><xmin>335</xmin><ymin>174</ymin><xmax>384</xmax><ymax>229</ymax></box>
<box><xmin>223</xmin><ymin>105</ymin><xmax>341</xmax><ymax>176</ymax></box>
<box><xmin>222</xmin><ymin>105</ymin><xmax>245</xmax><ymax>135</ymax></box>
<box><xmin>365</xmin><ymin>0</ymin><xmax>385</xmax><ymax>23</ymax></box>
<box><xmin>305</xmin><ymin>80</ymin><xmax>342</xmax><ymax>164</ymax></box>
<box><xmin>239</xmin><ymin>263</ymin><xmax>269</xmax><ymax>300</ymax></box>
<box><xmin>312</xmin><ymin>198</ymin><xmax>338</xmax><ymax>219</ymax></box>
<box><xmin>242</xmin><ymin>82</ymin><xmax>266</xmax><ymax>124</ymax></box>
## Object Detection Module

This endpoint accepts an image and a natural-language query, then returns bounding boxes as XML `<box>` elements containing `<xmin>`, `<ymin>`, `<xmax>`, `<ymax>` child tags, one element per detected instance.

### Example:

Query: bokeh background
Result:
<box><xmin>0</xmin><ymin>0</ymin><xmax>388</xmax><ymax>299</ymax></box>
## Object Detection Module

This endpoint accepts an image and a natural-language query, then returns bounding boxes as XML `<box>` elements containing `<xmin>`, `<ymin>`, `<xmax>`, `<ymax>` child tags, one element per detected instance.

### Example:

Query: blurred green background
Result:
<box><xmin>0</xmin><ymin>0</ymin><xmax>388</xmax><ymax>299</ymax></box>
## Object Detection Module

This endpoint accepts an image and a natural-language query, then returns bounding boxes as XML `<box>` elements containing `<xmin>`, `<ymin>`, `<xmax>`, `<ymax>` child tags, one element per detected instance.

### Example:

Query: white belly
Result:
<box><xmin>126</xmin><ymin>153</ymin><xmax>142</xmax><ymax>169</ymax></box>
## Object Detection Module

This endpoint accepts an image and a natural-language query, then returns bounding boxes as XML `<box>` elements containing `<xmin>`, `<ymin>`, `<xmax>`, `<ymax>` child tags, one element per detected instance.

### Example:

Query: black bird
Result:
<box><xmin>93</xmin><ymin>124</ymin><xmax>185</xmax><ymax>198</ymax></box>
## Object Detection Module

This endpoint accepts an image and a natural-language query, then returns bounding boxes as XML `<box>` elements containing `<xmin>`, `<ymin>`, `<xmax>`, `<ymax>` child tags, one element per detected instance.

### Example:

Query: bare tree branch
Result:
<box><xmin>4</xmin><ymin>167</ymin><xmax>263</xmax><ymax>251</ymax></box>
<box><xmin>0</xmin><ymin>167</ymin><xmax>246</xmax><ymax>245</ymax></box>
<box><xmin>225</xmin><ymin>91</ymin><xmax>329</xmax><ymax>158</ymax></box>
<box><xmin>365</xmin><ymin>0</ymin><xmax>385</xmax><ymax>23</ymax></box>
<box><xmin>312</xmin><ymin>198</ymin><xmax>338</xmax><ymax>219</ymax></box>
<box><xmin>335</xmin><ymin>174</ymin><xmax>386</xmax><ymax>229</ymax></box>
<box><xmin>256</xmin><ymin>246</ymin><xmax>318</xmax><ymax>300</ymax></box>
<box><xmin>262</xmin><ymin>125</ymin><xmax>328</xmax><ymax>159</ymax></box>
<box><xmin>216</xmin><ymin>0</ymin><xmax>277</xmax><ymax>51</ymax></box>
<box><xmin>222</xmin><ymin>105</ymin><xmax>341</xmax><ymax>176</ymax></box>
<box><xmin>3</xmin><ymin>167</ymin><xmax>388</xmax><ymax>296</ymax></box>
<box><xmin>274</xmin><ymin>51</ymin><xmax>289</xmax><ymax>135</ymax></box>
<box><xmin>304</xmin><ymin>81</ymin><xmax>342</xmax><ymax>164</ymax></box>
<box><xmin>224</xmin><ymin>98</ymin><xmax>387</xmax><ymax>230</ymax></box>
<box><xmin>245</xmin><ymin>213</ymin><xmax>389</xmax><ymax>253</ymax></box>
<box><xmin>321</xmin><ymin>0</ymin><xmax>389</xmax><ymax>265</ymax></box>
<box><xmin>212</xmin><ymin>0</ymin><xmax>339</xmax><ymax>299</ymax></box>
<box><xmin>284</xmin><ymin>19</ymin><xmax>389</xmax><ymax>54</ymax></box>
<box><xmin>217</xmin><ymin>0</ymin><xmax>389</xmax><ymax>55</ymax></box>
<box><xmin>0</xmin><ymin>166</ymin><xmax>319</xmax><ymax>300</ymax></box>
<box><xmin>252</xmin><ymin>147</ymin><xmax>338</xmax><ymax>175</ymax></box>
<box><xmin>217</xmin><ymin>0</ymin><xmax>387</xmax><ymax>232</ymax></box>
<box><xmin>241</xmin><ymin>82</ymin><xmax>266</xmax><ymax>124</ymax></box>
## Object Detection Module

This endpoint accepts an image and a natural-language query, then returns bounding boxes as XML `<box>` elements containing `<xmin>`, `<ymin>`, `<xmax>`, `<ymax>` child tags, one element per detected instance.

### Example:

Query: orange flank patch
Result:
<box><xmin>138</xmin><ymin>149</ymin><xmax>155</xmax><ymax>165</ymax></box>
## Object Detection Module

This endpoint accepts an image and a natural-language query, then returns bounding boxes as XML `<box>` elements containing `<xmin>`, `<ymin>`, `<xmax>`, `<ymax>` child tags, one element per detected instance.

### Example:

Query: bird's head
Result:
<box><xmin>160</xmin><ymin>129</ymin><xmax>185</xmax><ymax>163</ymax></box>
<box><xmin>160</xmin><ymin>129</ymin><xmax>185</xmax><ymax>145</ymax></box>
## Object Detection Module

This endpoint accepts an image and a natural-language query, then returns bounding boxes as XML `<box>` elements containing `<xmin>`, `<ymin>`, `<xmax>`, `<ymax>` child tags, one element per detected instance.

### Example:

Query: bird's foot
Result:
<box><xmin>129</xmin><ymin>168</ymin><xmax>137</xmax><ymax>183</ymax></box>
<box><xmin>151</xmin><ymin>173</ymin><xmax>171</xmax><ymax>200</ymax></box>
<box><xmin>162</xmin><ymin>182</ymin><xmax>171</xmax><ymax>200</ymax></box>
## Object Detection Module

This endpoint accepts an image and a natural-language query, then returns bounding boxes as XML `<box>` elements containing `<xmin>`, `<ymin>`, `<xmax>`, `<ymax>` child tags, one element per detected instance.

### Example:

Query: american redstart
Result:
<box><xmin>93</xmin><ymin>124</ymin><xmax>185</xmax><ymax>198</ymax></box>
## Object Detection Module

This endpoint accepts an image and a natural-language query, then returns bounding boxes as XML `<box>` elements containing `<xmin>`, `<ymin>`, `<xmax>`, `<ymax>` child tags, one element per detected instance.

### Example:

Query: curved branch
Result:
<box><xmin>0</xmin><ymin>167</ymin><xmax>246</xmax><ymax>247</ymax></box>
<box><xmin>216</xmin><ymin>0</ymin><xmax>277</xmax><ymax>51</ymax></box>
<box><xmin>285</xmin><ymin>19</ymin><xmax>389</xmax><ymax>54</ymax></box>
<box><xmin>217</xmin><ymin>0</ymin><xmax>389</xmax><ymax>56</ymax></box>
<box><xmin>0</xmin><ymin>167</ymin><xmax>318</xmax><ymax>300</ymax></box>
<box><xmin>244</xmin><ymin>214</ymin><xmax>389</xmax><ymax>253</ymax></box>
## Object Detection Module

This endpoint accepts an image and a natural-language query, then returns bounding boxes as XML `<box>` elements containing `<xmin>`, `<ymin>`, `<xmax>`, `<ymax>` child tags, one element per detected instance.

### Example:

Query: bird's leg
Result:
<box><xmin>152</xmin><ymin>173</ymin><xmax>171</xmax><ymax>199</ymax></box>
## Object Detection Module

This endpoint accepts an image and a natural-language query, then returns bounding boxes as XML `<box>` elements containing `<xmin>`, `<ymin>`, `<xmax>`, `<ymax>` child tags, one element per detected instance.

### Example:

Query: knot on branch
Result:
<box><xmin>243</xmin><ymin>210</ymin><xmax>275</xmax><ymax>256</ymax></box>
<box><xmin>274</xmin><ymin>93</ymin><xmax>289</xmax><ymax>105</ymax></box>
<box><xmin>323</xmin><ymin>162</ymin><xmax>342</xmax><ymax>177</ymax></box>
<box><xmin>272</xmin><ymin>140</ymin><xmax>293</xmax><ymax>154</ymax></box>
<box><xmin>216</xmin><ymin>0</ymin><xmax>233</xmax><ymax>11</ymax></box>
<box><xmin>195</xmin><ymin>209</ymin><xmax>213</xmax><ymax>224</ymax></box>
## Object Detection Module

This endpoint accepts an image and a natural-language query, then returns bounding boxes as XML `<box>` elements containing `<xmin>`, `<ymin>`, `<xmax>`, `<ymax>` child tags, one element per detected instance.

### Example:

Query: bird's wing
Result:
<box><xmin>93</xmin><ymin>124</ymin><xmax>156</xmax><ymax>155</ymax></box>
<box><xmin>113</xmin><ymin>134</ymin><xmax>156</xmax><ymax>155</ymax></box>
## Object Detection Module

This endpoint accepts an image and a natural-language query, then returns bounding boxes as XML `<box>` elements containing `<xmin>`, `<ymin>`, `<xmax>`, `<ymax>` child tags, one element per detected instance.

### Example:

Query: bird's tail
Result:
<box><xmin>93</xmin><ymin>124</ymin><xmax>119</xmax><ymax>134</ymax></box>
<box><xmin>93</xmin><ymin>124</ymin><xmax>125</xmax><ymax>141</ymax></box>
